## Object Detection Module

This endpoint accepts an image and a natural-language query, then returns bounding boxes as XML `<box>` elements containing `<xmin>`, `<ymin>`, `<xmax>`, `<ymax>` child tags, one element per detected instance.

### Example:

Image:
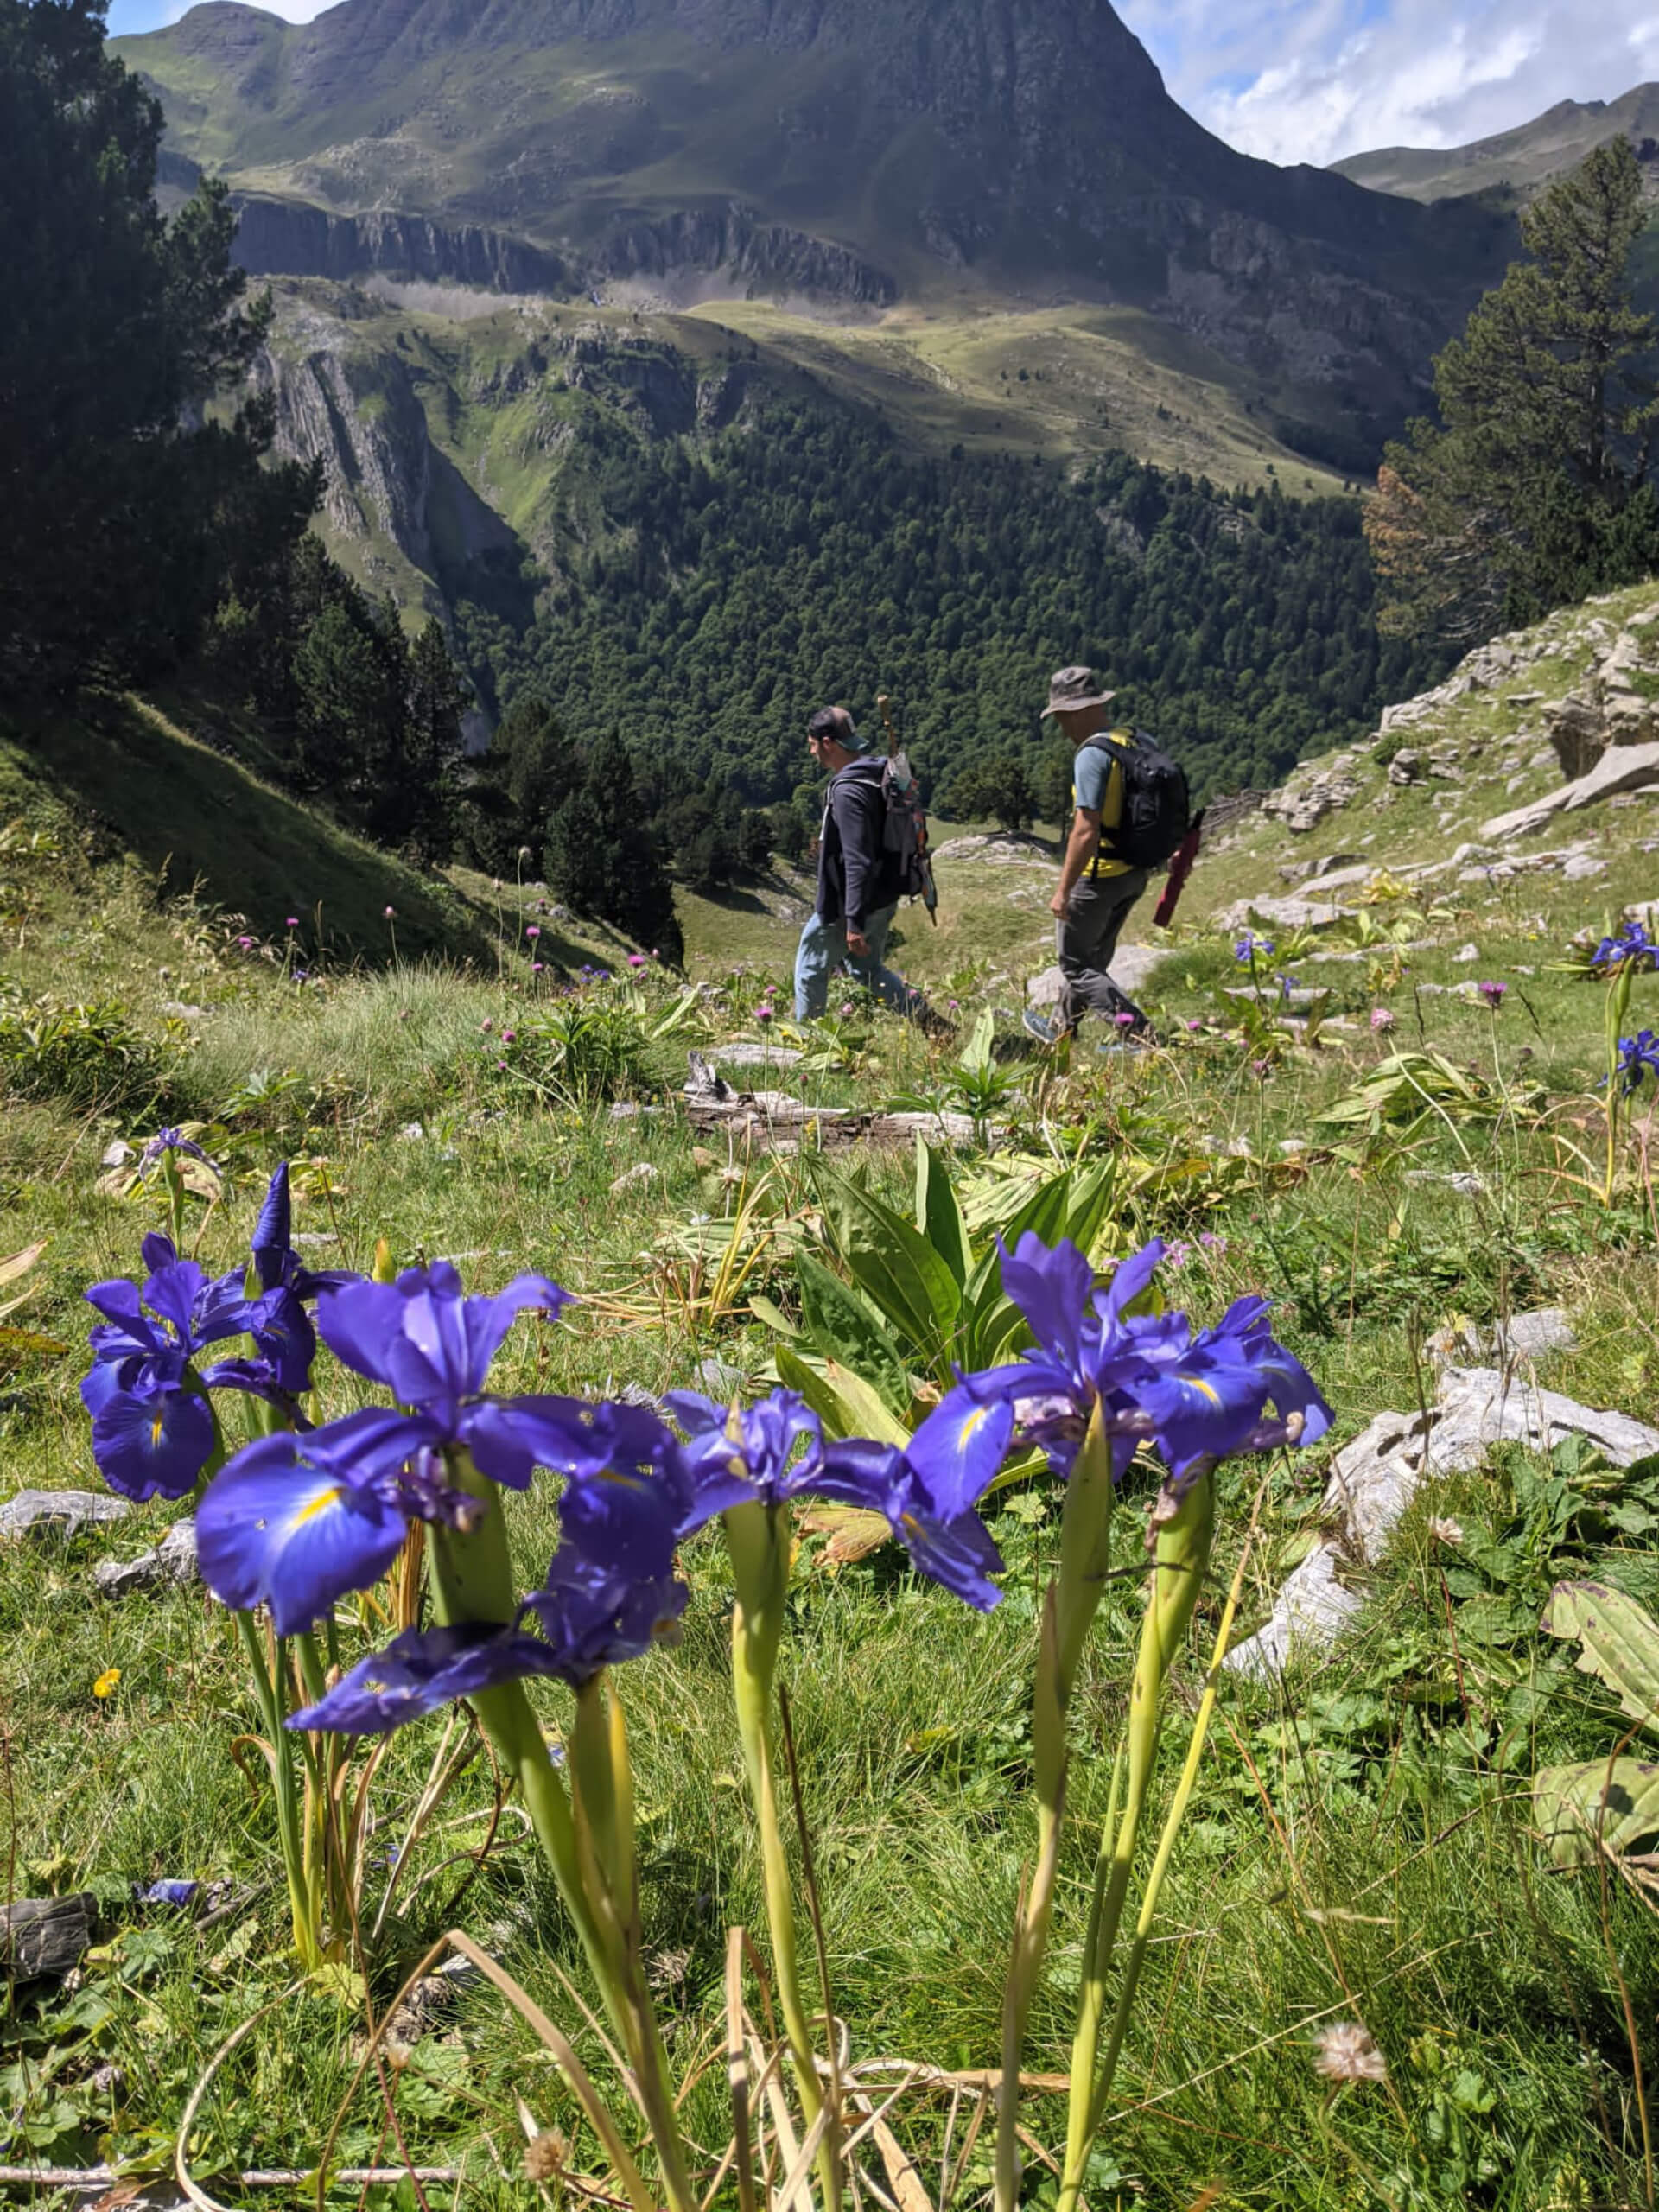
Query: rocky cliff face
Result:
<box><xmin>593</xmin><ymin>205</ymin><xmax>894</xmax><ymax>307</ymax></box>
<box><xmin>232</xmin><ymin>194</ymin><xmax>570</xmax><ymax>292</ymax></box>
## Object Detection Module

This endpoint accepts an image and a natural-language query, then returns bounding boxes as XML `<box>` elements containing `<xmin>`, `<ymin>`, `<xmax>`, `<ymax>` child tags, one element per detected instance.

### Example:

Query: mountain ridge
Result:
<box><xmin>1332</xmin><ymin>84</ymin><xmax>1659</xmax><ymax>203</ymax></box>
<box><xmin>116</xmin><ymin>0</ymin><xmax>1514</xmax><ymax>466</ymax></box>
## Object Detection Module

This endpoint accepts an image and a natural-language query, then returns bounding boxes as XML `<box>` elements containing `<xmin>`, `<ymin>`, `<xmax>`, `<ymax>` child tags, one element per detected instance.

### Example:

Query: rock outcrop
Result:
<box><xmin>232</xmin><ymin>194</ymin><xmax>571</xmax><ymax>293</ymax></box>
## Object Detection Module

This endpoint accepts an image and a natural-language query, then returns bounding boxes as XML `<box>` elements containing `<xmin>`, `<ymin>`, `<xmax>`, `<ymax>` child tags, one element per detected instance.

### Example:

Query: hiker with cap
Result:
<box><xmin>793</xmin><ymin>704</ymin><xmax>927</xmax><ymax>1025</ymax></box>
<box><xmin>1023</xmin><ymin>665</ymin><xmax>1189</xmax><ymax>1049</ymax></box>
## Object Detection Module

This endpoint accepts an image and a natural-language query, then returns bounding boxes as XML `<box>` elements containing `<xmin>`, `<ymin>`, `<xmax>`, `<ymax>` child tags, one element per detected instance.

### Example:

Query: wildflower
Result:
<box><xmin>1185</xmin><ymin>1017</ymin><xmax>1202</xmax><ymax>1033</ymax></box>
<box><xmin>1370</xmin><ymin>1007</ymin><xmax>1395</xmax><ymax>1032</ymax></box>
<box><xmin>1234</xmin><ymin>935</ymin><xmax>1274</xmax><ymax>963</ymax></box>
<box><xmin>237</xmin><ymin>934</ymin><xmax>253</xmax><ymax>950</ymax></box>
<box><xmin>1618</xmin><ymin>1029</ymin><xmax>1659</xmax><ymax>1093</ymax></box>
<box><xmin>839</xmin><ymin>1000</ymin><xmax>855</xmax><ymax>1019</ymax></box>
<box><xmin>758</xmin><ymin>1006</ymin><xmax>774</xmax><ymax>1027</ymax></box>
<box><xmin>502</xmin><ymin>1029</ymin><xmax>517</xmax><ymax>1044</ymax></box>
<box><xmin>531</xmin><ymin>961</ymin><xmax>545</xmax><ymax>976</ymax></box>
<box><xmin>628</xmin><ymin>953</ymin><xmax>646</xmax><ymax>969</ymax></box>
<box><xmin>137</xmin><ymin>1127</ymin><xmax>219</xmax><ymax>1182</ymax></box>
<box><xmin>384</xmin><ymin>906</ymin><xmax>396</xmax><ymax>919</ymax></box>
<box><xmin>526</xmin><ymin>925</ymin><xmax>541</xmax><ymax>942</ymax></box>
<box><xmin>1251</xmin><ymin>1058</ymin><xmax>1272</xmax><ymax>1080</ymax></box>
<box><xmin>1428</xmin><ymin>1516</ymin><xmax>1464</xmax><ymax>1546</ymax></box>
<box><xmin>289</xmin><ymin>1550</ymin><xmax>689</xmax><ymax>1734</ymax></box>
<box><xmin>195</xmin><ymin>1264</ymin><xmax>587</xmax><ymax>1630</ymax></box>
<box><xmin>92</xmin><ymin>1666</ymin><xmax>121</xmax><ymax>1699</ymax></box>
<box><xmin>1478</xmin><ymin>980</ymin><xmax>1507</xmax><ymax>1009</ymax></box>
<box><xmin>285</xmin><ymin>917</ymin><xmax>299</xmax><ymax>930</ymax></box>
<box><xmin>1590</xmin><ymin>920</ymin><xmax>1657</xmax><ymax>972</ymax></box>
<box><xmin>940</xmin><ymin>1232</ymin><xmax>1330</xmax><ymax>1497</ymax></box>
<box><xmin>81</xmin><ymin>1186</ymin><xmax>318</xmax><ymax>1502</ymax></box>
<box><xmin>481</xmin><ymin>1018</ymin><xmax>493</xmax><ymax>1033</ymax></box>
<box><xmin>1115</xmin><ymin>1009</ymin><xmax>1136</xmax><ymax>1027</ymax></box>
<box><xmin>1313</xmin><ymin>2022</ymin><xmax>1387</xmax><ymax>2085</ymax></box>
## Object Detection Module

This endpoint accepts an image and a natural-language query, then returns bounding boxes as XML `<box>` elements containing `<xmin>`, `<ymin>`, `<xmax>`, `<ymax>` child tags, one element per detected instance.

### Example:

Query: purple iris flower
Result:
<box><xmin>80</xmin><ymin>1226</ymin><xmax>312</xmax><ymax>1503</ymax></box>
<box><xmin>943</xmin><ymin>1232</ymin><xmax>1331</xmax><ymax>1489</ymax></box>
<box><xmin>1592</xmin><ymin>921</ymin><xmax>1658</xmax><ymax>973</ymax></box>
<box><xmin>1618</xmin><ymin>1028</ymin><xmax>1659</xmax><ymax>1094</ymax></box>
<box><xmin>196</xmin><ymin>1264</ymin><xmax>666</xmax><ymax>1631</ymax></box>
<box><xmin>289</xmin><ymin>1540</ymin><xmax>689</xmax><ymax>1735</ymax></box>
<box><xmin>249</xmin><ymin>1162</ymin><xmax>354</xmax><ymax>1301</ymax></box>
<box><xmin>815</xmin><ymin>1389</ymin><xmax>1016</xmax><ymax>1611</ymax></box>
<box><xmin>665</xmin><ymin>1384</ymin><xmax>1009</xmax><ymax>1609</ymax></box>
<box><xmin>137</xmin><ymin>1127</ymin><xmax>220</xmax><ymax>1181</ymax></box>
<box><xmin>663</xmin><ymin>1387</ymin><xmax>823</xmax><ymax>1526</ymax></box>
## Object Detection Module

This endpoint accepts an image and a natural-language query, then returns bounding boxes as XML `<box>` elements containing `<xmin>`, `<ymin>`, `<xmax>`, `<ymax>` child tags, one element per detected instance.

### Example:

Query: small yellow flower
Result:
<box><xmin>92</xmin><ymin>1666</ymin><xmax>122</xmax><ymax>1700</ymax></box>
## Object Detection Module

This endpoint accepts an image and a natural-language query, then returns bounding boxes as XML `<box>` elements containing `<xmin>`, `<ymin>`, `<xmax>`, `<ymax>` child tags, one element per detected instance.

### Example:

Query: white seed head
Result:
<box><xmin>1428</xmin><ymin>1516</ymin><xmax>1465</xmax><ymax>1548</ymax></box>
<box><xmin>1313</xmin><ymin>2021</ymin><xmax>1387</xmax><ymax>2084</ymax></box>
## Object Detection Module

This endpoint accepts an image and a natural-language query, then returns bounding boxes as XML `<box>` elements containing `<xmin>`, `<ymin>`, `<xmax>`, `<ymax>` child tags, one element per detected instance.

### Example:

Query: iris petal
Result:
<box><xmin>196</xmin><ymin>1433</ymin><xmax>410</xmax><ymax>1633</ymax></box>
<box><xmin>904</xmin><ymin>1387</ymin><xmax>1014</xmax><ymax>1520</ymax></box>
<box><xmin>92</xmin><ymin>1386</ymin><xmax>215</xmax><ymax>1502</ymax></box>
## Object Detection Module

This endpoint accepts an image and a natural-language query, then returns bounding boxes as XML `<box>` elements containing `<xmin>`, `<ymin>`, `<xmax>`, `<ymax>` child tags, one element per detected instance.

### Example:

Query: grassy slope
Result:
<box><xmin>3</xmin><ymin>592</ymin><xmax>1659</xmax><ymax>2201</ymax></box>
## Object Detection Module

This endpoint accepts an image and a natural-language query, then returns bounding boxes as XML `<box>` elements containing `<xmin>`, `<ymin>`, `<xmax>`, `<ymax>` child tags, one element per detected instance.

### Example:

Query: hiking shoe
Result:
<box><xmin>1021</xmin><ymin>1007</ymin><xmax>1074</xmax><ymax>1049</ymax></box>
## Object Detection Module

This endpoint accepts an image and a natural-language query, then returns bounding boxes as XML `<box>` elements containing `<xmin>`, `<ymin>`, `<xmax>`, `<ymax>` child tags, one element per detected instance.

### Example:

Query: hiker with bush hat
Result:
<box><xmin>1023</xmin><ymin>665</ymin><xmax>1189</xmax><ymax>1049</ymax></box>
<box><xmin>792</xmin><ymin>705</ymin><xmax>929</xmax><ymax>1026</ymax></box>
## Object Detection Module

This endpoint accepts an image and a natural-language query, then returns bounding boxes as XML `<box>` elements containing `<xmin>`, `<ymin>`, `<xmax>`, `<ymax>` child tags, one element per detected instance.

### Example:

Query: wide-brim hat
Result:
<box><xmin>1041</xmin><ymin>665</ymin><xmax>1117</xmax><ymax>718</ymax></box>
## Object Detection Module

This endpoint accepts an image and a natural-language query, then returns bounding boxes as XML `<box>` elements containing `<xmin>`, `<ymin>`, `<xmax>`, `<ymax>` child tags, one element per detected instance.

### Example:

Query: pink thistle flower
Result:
<box><xmin>839</xmin><ymin>1000</ymin><xmax>855</xmax><ymax>1019</ymax></box>
<box><xmin>1478</xmin><ymin>979</ymin><xmax>1507</xmax><ymax>1009</ymax></box>
<box><xmin>502</xmin><ymin>1029</ymin><xmax>517</xmax><ymax>1044</ymax></box>
<box><xmin>757</xmin><ymin>1006</ymin><xmax>774</xmax><ymax>1027</ymax></box>
<box><xmin>481</xmin><ymin>1019</ymin><xmax>493</xmax><ymax>1033</ymax></box>
<box><xmin>531</xmin><ymin>961</ymin><xmax>544</xmax><ymax>975</ymax></box>
<box><xmin>1370</xmin><ymin>1007</ymin><xmax>1395</xmax><ymax>1032</ymax></box>
<box><xmin>628</xmin><ymin>953</ymin><xmax>646</xmax><ymax>969</ymax></box>
<box><xmin>1114</xmin><ymin>1010</ymin><xmax>1135</xmax><ymax>1027</ymax></box>
<box><xmin>284</xmin><ymin>916</ymin><xmax>299</xmax><ymax>930</ymax></box>
<box><xmin>526</xmin><ymin>925</ymin><xmax>541</xmax><ymax>941</ymax></box>
<box><xmin>384</xmin><ymin>906</ymin><xmax>395</xmax><ymax>918</ymax></box>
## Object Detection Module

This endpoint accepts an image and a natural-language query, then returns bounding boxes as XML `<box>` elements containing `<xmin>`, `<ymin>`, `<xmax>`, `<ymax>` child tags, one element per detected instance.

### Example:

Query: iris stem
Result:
<box><xmin>1057</xmin><ymin>1469</ymin><xmax>1217</xmax><ymax>2212</ymax></box>
<box><xmin>724</xmin><ymin>1500</ymin><xmax>838</xmax><ymax>2212</ymax></box>
<box><xmin>993</xmin><ymin>1400</ymin><xmax>1116</xmax><ymax>2212</ymax></box>
<box><xmin>232</xmin><ymin>1607</ymin><xmax>323</xmax><ymax>1973</ymax></box>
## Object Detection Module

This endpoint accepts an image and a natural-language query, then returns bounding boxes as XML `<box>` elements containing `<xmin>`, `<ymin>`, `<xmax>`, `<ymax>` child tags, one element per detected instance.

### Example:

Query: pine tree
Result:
<box><xmin>402</xmin><ymin>621</ymin><xmax>471</xmax><ymax>866</ymax></box>
<box><xmin>544</xmin><ymin>730</ymin><xmax>683</xmax><ymax>966</ymax></box>
<box><xmin>0</xmin><ymin>0</ymin><xmax>317</xmax><ymax>689</ymax></box>
<box><xmin>1370</xmin><ymin>139</ymin><xmax>1659</xmax><ymax>643</ymax></box>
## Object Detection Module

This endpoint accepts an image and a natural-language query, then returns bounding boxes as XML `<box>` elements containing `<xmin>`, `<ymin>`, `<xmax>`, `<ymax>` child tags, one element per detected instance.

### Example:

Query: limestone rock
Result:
<box><xmin>1320</xmin><ymin>1409</ymin><xmax>1431</xmax><ymax>1565</ymax></box>
<box><xmin>1213</xmin><ymin>895</ymin><xmax>1352</xmax><ymax>933</ymax></box>
<box><xmin>1226</xmin><ymin>1543</ymin><xmax>1363</xmax><ymax>1680</ymax></box>
<box><xmin>1387</xmin><ymin>747</ymin><xmax>1421</xmax><ymax>785</ymax></box>
<box><xmin>1497</xmin><ymin>1307</ymin><xmax>1577</xmax><ymax>1361</ymax></box>
<box><xmin>94</xmin><ymin>1516</ymin><xmax>200</xmax><ymax>1598</ymax></box>
<box><xmin>1428</xmin><ymin>1367</ymin><xmax>1659</xmax><ymax>1474</ymax></box>
<box><xmin>1545</xmin><ymin>692</ymin><xmax>1606</xmax><ymax>781</ymax></box>
<box><xmin>1</xmin><ymin>1489</ymin><xmax>130</xmax><ymax>1540</ymax></box>
<box><xmin>1481</xmin><ymin>740</ymin><xmax>1659</xmax><ymax>840</ymax></box>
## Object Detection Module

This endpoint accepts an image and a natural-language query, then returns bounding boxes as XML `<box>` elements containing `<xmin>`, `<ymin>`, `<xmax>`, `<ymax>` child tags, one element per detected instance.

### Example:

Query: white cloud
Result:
<box><xmin>1119</xmin><ymin>0</ymin><xmax>1659</xmax><ymax>167</ymax></box>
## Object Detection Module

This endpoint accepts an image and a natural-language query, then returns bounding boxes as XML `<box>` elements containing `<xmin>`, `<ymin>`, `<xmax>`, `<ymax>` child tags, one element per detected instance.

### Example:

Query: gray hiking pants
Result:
<box><xmin>1056</xmin><ymin>868</ymin><xmax>1150</xmax><ymax>1033</ymax></box>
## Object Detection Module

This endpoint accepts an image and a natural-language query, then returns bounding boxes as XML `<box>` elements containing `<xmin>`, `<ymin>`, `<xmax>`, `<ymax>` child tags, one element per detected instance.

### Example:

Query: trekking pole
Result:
<box><xmin>875</xmin><ymin>692</ymin><xmax>899</xmax><ymax>757</ymax></box>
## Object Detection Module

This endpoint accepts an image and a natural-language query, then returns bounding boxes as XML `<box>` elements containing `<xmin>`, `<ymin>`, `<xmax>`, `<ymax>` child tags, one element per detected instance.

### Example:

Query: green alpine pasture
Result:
<box><xmin>4</xmin><ymin>613</ymin><xmax>1659</xmax><ymax>2208</ymax></box>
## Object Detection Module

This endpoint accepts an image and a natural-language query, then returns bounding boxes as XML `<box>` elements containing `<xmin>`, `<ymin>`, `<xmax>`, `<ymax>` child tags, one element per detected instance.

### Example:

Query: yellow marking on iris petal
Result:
<box><xmin>291</xmin><ymin>1484</ymin><xmax>345</xmax><ymax>1527</ymax></box>
<box><xmin>151</xmin><ymin>1408</ymin><xmax>165</xmax><ymax>1447</ymax></box>
<box><xmin>957</xmin><ymin>1406</ymin><xmax>990</xmax><ymax>1442</ymax></box>
<box><xmin>1179</xmin><ymin>1374</ymin><xmax>1219</xmax><ymax>1402</ymax></box>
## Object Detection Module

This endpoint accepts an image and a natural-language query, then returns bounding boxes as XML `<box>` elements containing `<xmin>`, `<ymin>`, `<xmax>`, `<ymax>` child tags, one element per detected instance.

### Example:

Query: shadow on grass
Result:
<box><xmin>3</xmin><ymin>690</ymin><xmax>499</xmax><ymax>968</ymax></box>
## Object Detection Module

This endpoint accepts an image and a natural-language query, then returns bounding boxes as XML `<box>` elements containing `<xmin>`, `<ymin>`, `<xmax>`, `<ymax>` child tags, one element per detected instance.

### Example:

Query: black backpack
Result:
<box><xmin>880</xmin><ymin>750</ymin><xmax>938</xmax><ymax>918</ymax></box>
<box><xmin>1080</xmin><ymin>729</ymin><xmax>1191</xmax><ymax>872</ymax></box>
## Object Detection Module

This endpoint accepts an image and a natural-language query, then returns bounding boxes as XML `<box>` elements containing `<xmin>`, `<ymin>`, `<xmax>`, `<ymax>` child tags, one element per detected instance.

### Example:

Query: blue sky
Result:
<box><xmin>105</xmin><ymin>0</ymin><xmax>1659</xmax><ymax>168</ymax></box>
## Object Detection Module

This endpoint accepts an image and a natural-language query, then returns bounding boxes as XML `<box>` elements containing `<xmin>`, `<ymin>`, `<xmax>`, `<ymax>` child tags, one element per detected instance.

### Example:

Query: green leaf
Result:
<box><xmin>1541</xmin><ymin>1580</ymin><xmax>1659</xmax><ymax>1738</ymax></box>
<box><xmin>747</xmin><ymin>1293</ymin><xmax>800</xmax><ymax>1340</ymax></box>
<box><xmin>1534</xmin><ymin>1756</ymin><xmax>1659</xmax><ymax>1866</ymax></box>
<box><xmin>774</xmin><ymin>1344</ymin><xmax>909</xmax><ymax>1445</ymax></box>
<box><xmin>823</xmin><ymin>1177</ymin><xmax>962</xmax><ymax>1355</ymax></box>
<box><xmin>916</xmin><ymin>1138</ymin><xmax>971</xmax><ymax>1293</ymax></box>
<box><xmin>791</xmin><ymin>1254</ymin><xmax>911</xmax><ymax>1414</ymax></box>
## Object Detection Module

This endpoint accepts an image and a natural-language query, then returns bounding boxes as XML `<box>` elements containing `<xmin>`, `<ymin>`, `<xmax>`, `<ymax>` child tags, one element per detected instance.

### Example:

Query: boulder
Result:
<box><xmin>1481</xmin><ymin>740</ymin><xmax>1659</xmax><ymax>840</ymax></box>
<box><xmin>93</xmin><ymin>1516</ymin><xmax>200</xmax><ymax>1598</ymax></box>
<box><xmin>1</xmin><ymin>1489</ymin><xmax>130</xmax><ymax>1540</ymax></box>
<box><xmin>1544</xmin><ymin>693</ymin><xmax>1605</xmax><ymax>781</ymax></box>
<box><xmin>1213</xmin><ymin>896</ymin><xmax>1352</xmax><ymax>933</ymax></box>
<box><xmin>1387</xmin><ymin>747</ymin><xmax>1421</xmax><ymax>785</ymax></box>
<box><xmin>1428</xmin><ymin>1367</ymin><xmax>1659</xmax><ymax>1474</ymax></box>
<box><xmin>1226</xmin><ymin>1544</ymin><xmax>1363</xmax><ymax>1680</ymax></box>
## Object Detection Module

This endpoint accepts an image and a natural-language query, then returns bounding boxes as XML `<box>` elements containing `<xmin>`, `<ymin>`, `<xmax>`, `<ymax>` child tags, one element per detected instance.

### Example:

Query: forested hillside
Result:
<box><xmin>464</xmin><ymin>404</ymin><xmax>1443</xmax><ymax>807</ymax></box>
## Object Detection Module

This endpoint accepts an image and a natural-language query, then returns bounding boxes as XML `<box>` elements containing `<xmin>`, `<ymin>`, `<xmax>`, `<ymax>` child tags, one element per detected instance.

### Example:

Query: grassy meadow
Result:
<box><xmin>3</xmin><ymin>660</ymin><xmax>1659</xmax><ymax>2209</ymax></box>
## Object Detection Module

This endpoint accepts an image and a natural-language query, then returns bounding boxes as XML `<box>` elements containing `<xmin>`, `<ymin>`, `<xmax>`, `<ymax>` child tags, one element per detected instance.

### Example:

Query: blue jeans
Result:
<box><xmin>793</xmin><ymin>904</ymin><xmax>912</xmax><ymax>1021</ymax></box>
